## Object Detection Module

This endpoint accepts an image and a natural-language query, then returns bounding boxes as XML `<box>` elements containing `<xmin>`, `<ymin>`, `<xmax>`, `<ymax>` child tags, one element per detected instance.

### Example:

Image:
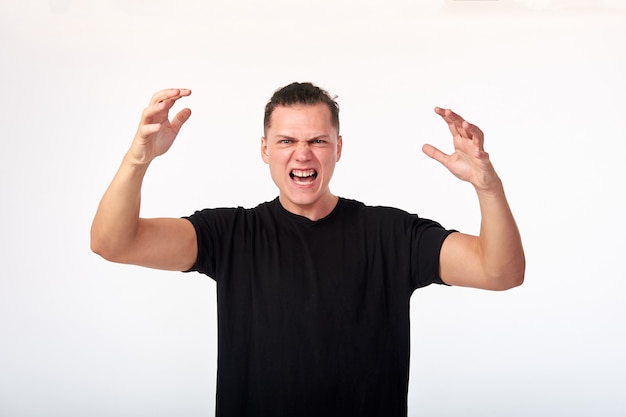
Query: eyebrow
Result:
<box><xmin>275</xmin><ymin>134</ymin><xmax>331</xmax><ymax>141</ymax></box>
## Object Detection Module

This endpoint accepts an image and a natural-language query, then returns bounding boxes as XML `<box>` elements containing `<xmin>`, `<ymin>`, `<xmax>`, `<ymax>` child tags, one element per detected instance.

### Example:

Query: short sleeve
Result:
<box><xmin>410</xmin><ymin>217</ymin><xmax>456</xmax><ymax>289</ymax></box>
<box><xmin>183</xmin><ymin>208</ymin><xmax>236</xmax><ymax>279</ymax></box>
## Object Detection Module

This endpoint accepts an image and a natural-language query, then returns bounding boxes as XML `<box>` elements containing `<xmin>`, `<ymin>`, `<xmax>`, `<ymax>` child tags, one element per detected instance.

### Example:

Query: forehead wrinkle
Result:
<box><xmin>275</xmin><ymin>133</ymin><xmax>331</xmax><ymax>142</ymax></box>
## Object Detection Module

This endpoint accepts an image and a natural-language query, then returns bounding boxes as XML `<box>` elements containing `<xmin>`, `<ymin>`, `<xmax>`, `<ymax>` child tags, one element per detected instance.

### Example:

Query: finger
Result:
<box><xmin>171</xmin><ymin>108</ymin><xmax>192</xmax><ymax>132</ymax></box>
<box><xmin>436</xmin><ymin>107</ymin><xmax>484</xmax><ymax>146</ymax></box>
<box><xmin>156</xmin><ymin>90</ymin><xmax>192</xmax><ymax>113</ymax></box>
<box><xmin>435</xmin><ymin>107</ymin><xmax>466</xmax><ymax>124</ymax></box>
<box><xmin>422</xmin><ymin>143</ymin><xmax>448</xmax><ymax>166</ymax></box>
<box><xmin>141</xmin><ymin>102</ymin><xmax>168</xmax><ymax>125</ymax></box>
<box><xmin>455</xmin><ymin>120</ymin><xmax>485</xmax><ymax>155</ymax></box>
<box><xmin>142</xmin><ymin>89</ymin><xmax>191</xmax><ymax>123</ymax></box>
<box><xmin>138</xmin><ymin>123</ymin><xmax>161</xmax><ymax>138</ymax></box>
<box><xmin>150</xmin><ymin>89</ymin><xmax>179</xmax><ymax>105</ymax></box>
<box><xmin>460</xmin><ymin>121</ymin><xmax>482</xmax><ymax>139</ymax></box>
<box><xmin>150</xmin><ymin>88</ymin><xmax>192</xmax><ymax>106</ymax></box>
<box><xmin>159</xmin><ymin>88</ymin><xmax>192</xmax><ymax>105</ymax></box>
<box><xmin>435</xmin><ymin>107</ymin><xmax>464</xmax><ymax>137</ymax></box>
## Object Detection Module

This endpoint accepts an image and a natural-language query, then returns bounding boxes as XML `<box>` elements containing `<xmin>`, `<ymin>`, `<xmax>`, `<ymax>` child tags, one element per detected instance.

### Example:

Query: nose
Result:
<box><xmin>294</xmin><ymin>142</ymin><xmax>312</xmax><ymax>161</ymax></box>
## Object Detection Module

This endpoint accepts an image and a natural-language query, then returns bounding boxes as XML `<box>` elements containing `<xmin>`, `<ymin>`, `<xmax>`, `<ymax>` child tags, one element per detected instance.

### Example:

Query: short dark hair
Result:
<box><xmin>264</xmin><ymin>82</ymin><xmax>340</xmax><ymax>134</ymax></box>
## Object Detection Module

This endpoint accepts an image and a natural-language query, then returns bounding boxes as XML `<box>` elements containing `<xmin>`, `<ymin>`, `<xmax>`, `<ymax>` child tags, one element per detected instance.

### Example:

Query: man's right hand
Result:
<box><xmin>128</xmin><ymin>88</ymin><xmax>192</xmax><ymax>165</ymax></box>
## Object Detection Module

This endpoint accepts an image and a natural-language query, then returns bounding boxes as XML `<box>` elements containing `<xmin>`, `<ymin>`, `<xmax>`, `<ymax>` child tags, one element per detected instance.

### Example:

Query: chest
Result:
<box><xmin>216</xmin><ymin>220</ymin><xmax>412</xmax><ymax>320</ymax></box>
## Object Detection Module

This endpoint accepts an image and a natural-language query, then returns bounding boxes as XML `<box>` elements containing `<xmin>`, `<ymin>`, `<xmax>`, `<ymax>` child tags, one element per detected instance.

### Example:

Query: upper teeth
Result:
<box><xmin>292</xmin><ymin>169</ymin><xmax>315</xmax><ymax>178</ymax></box>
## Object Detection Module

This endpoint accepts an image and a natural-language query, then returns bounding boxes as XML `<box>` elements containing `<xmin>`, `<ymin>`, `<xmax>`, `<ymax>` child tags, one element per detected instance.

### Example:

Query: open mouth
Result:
<box><xmin>290</xmin><ymin>169</ymin><xmax>318</xmax><ymax>185</ymax></box>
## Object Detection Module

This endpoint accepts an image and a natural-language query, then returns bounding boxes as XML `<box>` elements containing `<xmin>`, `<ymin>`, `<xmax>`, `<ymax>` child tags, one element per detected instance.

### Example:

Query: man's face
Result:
<box><xmin>261</xmin><ymin>103</ymin><xmax>342</xmax><ymax>220</ymax></box>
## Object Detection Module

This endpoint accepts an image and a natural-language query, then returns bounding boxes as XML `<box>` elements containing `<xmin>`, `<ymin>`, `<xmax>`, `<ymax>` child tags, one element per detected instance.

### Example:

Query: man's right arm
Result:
<box><xmin>90</xmin><ymin>89</ymin><xmax>197</xmax><ymax>271</ymax></box>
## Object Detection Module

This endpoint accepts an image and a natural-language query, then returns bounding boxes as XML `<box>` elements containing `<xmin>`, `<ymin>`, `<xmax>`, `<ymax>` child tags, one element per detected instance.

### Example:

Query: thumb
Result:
<box><xmin>422</xmin><ymin>144</ymin><xmax>448</xmax><ymax>165</ymax></box>
<box><xmin>171</xmin><ymin>108</ymin><xmax>192</xmax><ymax>132</ymax></box>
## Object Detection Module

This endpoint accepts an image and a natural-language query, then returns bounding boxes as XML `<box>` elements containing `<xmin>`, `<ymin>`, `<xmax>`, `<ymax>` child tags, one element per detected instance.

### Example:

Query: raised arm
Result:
<box><xmin>422</xmin><ymin>107</ymin><xmax>525</xmax><ymax>290</ymax></box>
<box><xmin>90</xmin><ymin>89</ymin><xmax>197</xmax><ymax>271</ymax></box>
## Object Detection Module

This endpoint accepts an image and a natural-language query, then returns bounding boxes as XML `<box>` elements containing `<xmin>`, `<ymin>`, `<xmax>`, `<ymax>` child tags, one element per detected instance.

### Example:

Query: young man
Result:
<box><xmin>91</xmin><ymin>82</ymin><xmax>525</xmax><ymax>417</ymax></box>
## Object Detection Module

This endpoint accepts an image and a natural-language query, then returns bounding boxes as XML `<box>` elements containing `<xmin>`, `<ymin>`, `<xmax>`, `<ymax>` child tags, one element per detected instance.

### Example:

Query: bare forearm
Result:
<box><xmin>475</xmin><ymin>178</ymin><xmax>525</xmax><ymax>289</ymax></box>
<box><xmin>90</xmin><ymin>154</ymin><xmax>149</xmax><ymax>260</ymax></box>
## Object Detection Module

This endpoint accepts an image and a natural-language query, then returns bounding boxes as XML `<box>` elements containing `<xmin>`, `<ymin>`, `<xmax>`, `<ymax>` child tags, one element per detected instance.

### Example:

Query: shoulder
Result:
<box><xmin>188</xmin><ymin>198</ymin><xmax>279</xmax><ymax>219</ymax></box>
<box><xmin>338</xmin><ymin>197</ymin><xmax>415</xmax><ymax>220</ymax></box>
<box><xmin>337</xmin><ymin>198</ymin><xmax>450</xmax><ymax>236</ymax></box>
<box><xmin>186</xmin><ymin>198</ymin><xmax>282</xmax><ymax>231</ymax></box>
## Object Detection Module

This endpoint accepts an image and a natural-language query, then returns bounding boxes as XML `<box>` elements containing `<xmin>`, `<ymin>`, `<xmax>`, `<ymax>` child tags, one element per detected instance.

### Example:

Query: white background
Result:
<box><xmin>1</xmin><ymin>0</ymin><xmax>625</xmax><ymax>416</ymax></box>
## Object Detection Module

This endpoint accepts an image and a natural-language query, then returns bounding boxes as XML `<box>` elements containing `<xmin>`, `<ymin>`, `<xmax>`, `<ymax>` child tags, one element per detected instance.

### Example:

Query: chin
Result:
<box><xmin>281</xmin><ymin>190</ymin><xmax>321</xmax><ymax>206</ymax></box>
<box><xmin>286</xmin><ymin>195</ymin><xmax>318</xmax><ymax>207</ymax></box>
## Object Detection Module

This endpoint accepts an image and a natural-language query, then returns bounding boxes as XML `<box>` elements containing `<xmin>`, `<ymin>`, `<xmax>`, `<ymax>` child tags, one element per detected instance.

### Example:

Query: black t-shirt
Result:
<box><xmin>186</xmin><ymin>197</ymin><xmax>453</xmax><ymax>417</ymax></box>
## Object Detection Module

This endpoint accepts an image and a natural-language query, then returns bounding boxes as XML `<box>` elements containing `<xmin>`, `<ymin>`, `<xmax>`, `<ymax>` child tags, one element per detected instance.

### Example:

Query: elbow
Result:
<box><xmin>90</xmin><ymin>228</ymin><xmax>104</xmax><ymax>257</ymax></box>
<box><xmin>491</xmin><ymin>263</ymin><xmax>525</xmax><ymax>291</ymax></box>
<box><xmin>511</xmin><ymin>255</ymin><xmax>526</xmax><ymax>288</ymax></box>
<box><xmin>90</xmin><ymin>233</ymin><xmax>111</xmax><ymax>261</ymax></box>
<box><xmin>90</xmin><ymin>228</ymin><xmax>122</xmax><ymax>263</ymax></box>
<box><xmin>501</xmin><ymin>270</ymin><xmax>524</xmax><ymax>290</ymax></box>
<box><xmin>490</xmin><ymin>249</ymin><xmax>526</xmax><ymax>291</ymax></box>
<box><xmin>90</xmin><ymin>240</ymin><xmax>107</xmax><ymax>260</ymax></box>
<box><xmin>514</xmin><ymin>266</ymin><xmax>525</xmax><ymax>287</ymax></box>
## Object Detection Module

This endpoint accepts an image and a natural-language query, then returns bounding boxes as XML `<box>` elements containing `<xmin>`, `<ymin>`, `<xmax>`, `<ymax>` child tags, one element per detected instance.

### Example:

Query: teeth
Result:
<box><xmin>290</xmin><ymin>169</ymin><xmax>317</xmax><ymax>185</ymax></box>
<box><xmin>291</xmin><ymin>169</ymin><xmax>316</xmax><ymax>178</ymax></box>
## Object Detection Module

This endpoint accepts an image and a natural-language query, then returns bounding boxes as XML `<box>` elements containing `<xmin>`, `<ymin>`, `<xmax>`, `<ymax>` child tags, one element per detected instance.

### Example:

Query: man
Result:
<box><xmin>91</xmin><ymin>82</ymin><xmax>525</xmax><ymax>417</ymax></box>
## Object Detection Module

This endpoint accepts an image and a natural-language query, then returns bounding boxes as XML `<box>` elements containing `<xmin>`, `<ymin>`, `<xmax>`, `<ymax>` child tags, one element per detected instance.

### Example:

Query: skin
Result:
<box><xmin>91</xmin><ymin>89</ymin><xmax>525</xmax><ymax>290</ymax></box>
<box><xmin>423</xmin><ymin>107</ymin><xmax>525</xmax><ymax>290</ymax></box>
<box><xmin>90</xmin><ymin>89</ymin><xmax>197</xmax><ymax>271</ymax></box>
<box><xmin>261</xmin><ymin>103</ymin><xmax>342</xmax><ymax>221</ymax></box>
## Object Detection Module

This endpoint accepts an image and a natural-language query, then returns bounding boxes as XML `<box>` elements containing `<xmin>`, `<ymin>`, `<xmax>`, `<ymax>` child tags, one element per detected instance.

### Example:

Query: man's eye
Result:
<box><xmin>280</xmin><ymin>139</ymin><xmax>291</xmax><ymax>144</ymax></box>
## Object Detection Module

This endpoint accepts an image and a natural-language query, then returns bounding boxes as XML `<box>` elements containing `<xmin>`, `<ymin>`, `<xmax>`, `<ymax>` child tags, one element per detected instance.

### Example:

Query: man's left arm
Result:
<box><xmin>422</xmin><ymin>107</ymin><xmax>525</xmax><ymax>291</ymax></box>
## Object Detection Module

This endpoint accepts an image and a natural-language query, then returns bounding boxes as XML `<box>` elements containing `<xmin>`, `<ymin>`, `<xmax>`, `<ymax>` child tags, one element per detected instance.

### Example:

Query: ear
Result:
<box><xmin>336</xmin><ymin>135</ymin><xmax>343</xmax><ymax>162</ymax></box>
<box><xmin>261</xmin><ymin>137</ymin><xmax>269</xmax><ymax>164</ymax></box>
